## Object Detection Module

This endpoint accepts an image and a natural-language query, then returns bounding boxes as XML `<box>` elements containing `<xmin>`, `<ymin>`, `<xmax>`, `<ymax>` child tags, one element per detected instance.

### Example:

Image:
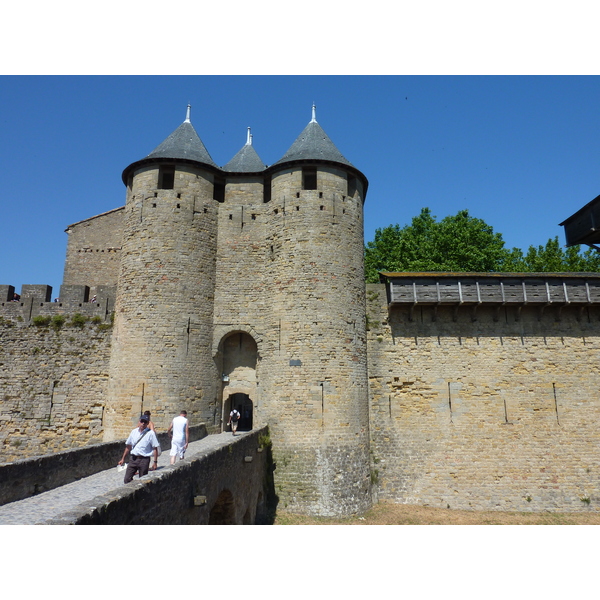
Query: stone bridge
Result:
<box><xmin>0</xmin><ymin>425</ymin><xmax>275</xmax><ymax>524</ymax></box>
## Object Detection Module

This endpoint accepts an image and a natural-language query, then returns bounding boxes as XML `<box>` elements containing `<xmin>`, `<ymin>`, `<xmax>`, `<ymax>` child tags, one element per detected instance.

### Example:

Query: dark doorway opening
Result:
<box><xmin>226</xmin><ymin>393</ymin><xmax>253</xmax><ymax>432</ymax></box>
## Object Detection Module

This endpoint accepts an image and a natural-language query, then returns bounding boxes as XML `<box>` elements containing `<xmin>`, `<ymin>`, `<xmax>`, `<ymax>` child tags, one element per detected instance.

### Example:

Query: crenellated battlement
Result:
<box><xmin>0</xmin><ymin>284</ymin><xmax>115</xmax><ymax>324</ymax></box>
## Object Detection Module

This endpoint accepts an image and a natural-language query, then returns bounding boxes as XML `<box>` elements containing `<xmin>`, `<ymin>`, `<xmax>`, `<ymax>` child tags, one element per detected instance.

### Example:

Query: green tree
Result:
<box><xmin>365</xmin><ymin>208</ymin><xmax>508</xmax><ymax>282</ymax></box>
<box><xmin>365</xmin><ymin>209</ymin><xmax>600</xmax><ymax>282</ymax></box>
<box><xmin>500</xmin><ymin>237</ymin><xmax>600</xmax><ymax>273</ymax></box>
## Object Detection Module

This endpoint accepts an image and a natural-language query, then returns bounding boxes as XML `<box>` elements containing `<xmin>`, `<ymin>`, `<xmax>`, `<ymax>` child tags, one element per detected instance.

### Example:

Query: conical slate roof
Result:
<box><xmin>223</xmin><ymin>128</ymin><xmax>266</xmax><ymax>172</ymax></box>
<box><xmin>271</xmin><ymin>105</ymin><xmax>355</xmax><ymax>169</ymax></box>
<box><xmin>122</xmin><ymin>106</ymin><xmax>218</xmax><ymax>183</ymax></box>
<box><xmin>146</xmin><ymin>107</ymin><xmax>218</xmax><ymax>168</ymax></box>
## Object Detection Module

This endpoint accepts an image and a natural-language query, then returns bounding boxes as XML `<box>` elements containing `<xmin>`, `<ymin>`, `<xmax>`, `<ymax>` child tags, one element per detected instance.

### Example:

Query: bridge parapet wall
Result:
<box><xmin>0</xmin><ymin>424</ymin><xmax>208</xmax><ymax>506</ymax></box>
<box><xmin>46</xmin><ymin>427</ymin><xmax>273</xmax><ymax>525</ymax></box>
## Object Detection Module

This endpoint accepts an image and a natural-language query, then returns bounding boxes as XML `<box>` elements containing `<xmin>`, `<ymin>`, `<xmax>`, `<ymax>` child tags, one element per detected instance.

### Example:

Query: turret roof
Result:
<box><xmin>145</xmin><ymin>105</ymin><xmax>218</xmax><ymax>168</ymax></box>
<box><xmin>271</xmin><ymin>104</ymin><xmax>355</xmax><ymax>169</ymax></box>
<box><xmin>121</xmin><ymin>105</ymin><xmax>219</xmax><ymax>184</ymax></box>
<box><xmin>223</xmin><ymin>128</ymin><xmax>266</xmax><ymax>172</ymax></box>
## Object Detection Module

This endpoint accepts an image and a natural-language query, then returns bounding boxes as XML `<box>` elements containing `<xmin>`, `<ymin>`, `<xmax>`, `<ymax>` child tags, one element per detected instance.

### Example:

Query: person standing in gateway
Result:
<box><xmin>168</xmin><ymin>410</ymin><xmax>189</xmax><ymax>464</ymax></box>
<box><xmin>228</xmin><ymin>407</ymin><xmax>241</xmax><ymax>436</ymax></box>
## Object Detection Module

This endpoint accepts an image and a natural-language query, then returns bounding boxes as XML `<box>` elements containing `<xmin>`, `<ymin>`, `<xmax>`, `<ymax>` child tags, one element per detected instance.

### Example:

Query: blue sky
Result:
<box><xmin>2</xmin><ymin>75</ymin><xmax>600</xmax><ymax>295</ymax></box>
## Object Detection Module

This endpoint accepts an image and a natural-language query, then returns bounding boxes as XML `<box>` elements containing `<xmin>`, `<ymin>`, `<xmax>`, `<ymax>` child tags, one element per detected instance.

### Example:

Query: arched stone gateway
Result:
<box><xmin>217</xmin><ymin>331</ymin><xmax>258</xmax><ymax>433</ymax></box>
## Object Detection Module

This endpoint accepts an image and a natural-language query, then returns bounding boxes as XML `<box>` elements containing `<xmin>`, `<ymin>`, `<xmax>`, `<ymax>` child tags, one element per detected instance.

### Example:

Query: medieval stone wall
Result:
<box><xmin>3</xmin><ymin>279</ymin><xmax>600</xmax><ymax>514</ymax></box>
<box><xmin>63</xmin><ymin>207</ymin><xmax>124</xmax><ymax>295</ymax></box>
<box><xmin>0</xmin><ymin>310</ymin><xmax>112</xmax><ymax>463</ymax></box>
<box><xmin>366</xmin><ymin>283</ymin><xmax>600</xmax><ymax>512</ymax></box>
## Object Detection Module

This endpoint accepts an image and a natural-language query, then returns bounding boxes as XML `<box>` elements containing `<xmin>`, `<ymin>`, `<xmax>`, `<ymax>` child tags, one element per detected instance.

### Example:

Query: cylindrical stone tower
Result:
<box><xmin>259</xmin><ymin>106</ymin><xmax>372</xmax><ymax>516</ymax></box>
<box><xmin>103</xmin><ymin>107</ymin><xmax>221</xmax><ymax>439</ymax></box>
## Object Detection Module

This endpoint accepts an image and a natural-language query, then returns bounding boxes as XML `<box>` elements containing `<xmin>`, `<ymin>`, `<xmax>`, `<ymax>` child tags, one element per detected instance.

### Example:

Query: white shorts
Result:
<box><xmin>170</xmin><ymin>439</ymin><xmax>186</xmax><ymax>458</ymax></box>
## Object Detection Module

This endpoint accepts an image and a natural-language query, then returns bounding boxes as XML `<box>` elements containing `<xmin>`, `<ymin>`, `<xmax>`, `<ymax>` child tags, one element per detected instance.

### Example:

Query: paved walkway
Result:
<box><xmin>0</xmin><ymin>432</ymin><xmax>244</xmax><ymax>525</ymax></box>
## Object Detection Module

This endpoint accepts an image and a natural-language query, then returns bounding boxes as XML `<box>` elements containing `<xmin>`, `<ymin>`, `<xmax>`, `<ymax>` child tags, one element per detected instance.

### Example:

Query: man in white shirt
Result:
<box><xmin>228</xmin><ymin>407</ymin><xmax>241</xmax><ymax>436</ymax></box>
<box><xmin>168</xmin><ymin>410</ymin><xmax>189</xmax><ymax>464</ymax></box>
<box><xmin>118</xmin><ymin>414</ymin><xmax>161</xmax><ymax>483</ymax></box>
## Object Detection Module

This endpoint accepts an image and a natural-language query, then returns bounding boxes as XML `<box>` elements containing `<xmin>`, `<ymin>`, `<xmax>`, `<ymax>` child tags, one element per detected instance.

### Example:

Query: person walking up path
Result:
<box><xmin>0</xmin><ymin>432</ymin><xmax>246</xmax><ymax>525</ymax></box>
<box><xmin>167</xmin><ymin>410</ymin><xmax>189</xmax><ymax>464</ymax></box>
<box><xmin>118</xmin><ymin>414</ymin><xmax>160</xmax><ymax>483</ymax></box>
<box><xmin>228</xmin><ymin>407</ymin><xmax>241</xmax><ymax>435</ymax></box>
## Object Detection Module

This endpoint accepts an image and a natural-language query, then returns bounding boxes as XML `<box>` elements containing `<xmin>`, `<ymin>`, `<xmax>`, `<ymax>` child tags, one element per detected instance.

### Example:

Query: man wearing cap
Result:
<box><xmin>118</xmin><ymin>415</ymin><xmax>161</xmax><ymax>484</ymax></box>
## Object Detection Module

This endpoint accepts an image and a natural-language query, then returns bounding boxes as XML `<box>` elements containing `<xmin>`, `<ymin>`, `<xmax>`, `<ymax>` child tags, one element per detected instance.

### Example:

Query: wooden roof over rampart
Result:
<box><xmin>379</xmin><ymin>272</ymin><xmax>600</xmax><ymax>307</ymax></box>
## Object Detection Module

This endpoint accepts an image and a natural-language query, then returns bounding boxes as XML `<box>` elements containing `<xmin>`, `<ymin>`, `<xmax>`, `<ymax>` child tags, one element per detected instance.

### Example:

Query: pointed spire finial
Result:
<box><xmin>184</xmin><ymin>104</ymin><xmax>191</xmax><ymax>123</ymax></box>
<box><xmin>311</xmin><ymin>103</ymin><xmax>317</xmax><ymax>123</ymax></box>
<box><xmin>246</xmin><ymin>127</ymin><xmax>252</xmax><ymax>145</ymax></box>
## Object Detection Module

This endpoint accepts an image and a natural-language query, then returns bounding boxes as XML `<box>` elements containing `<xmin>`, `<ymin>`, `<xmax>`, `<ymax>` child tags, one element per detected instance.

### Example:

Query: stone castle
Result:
<box><xmin>1</xmin><ymin>105</ymin><xmax>600</xmax><ymax>516</ymax></box>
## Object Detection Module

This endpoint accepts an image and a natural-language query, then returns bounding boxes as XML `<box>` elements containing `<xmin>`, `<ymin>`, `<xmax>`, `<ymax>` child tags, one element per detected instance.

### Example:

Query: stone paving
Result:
<box><xmin>0</xmin><ymin>432</ymin><xmax>245</xmax><ymax>525</ymax></box>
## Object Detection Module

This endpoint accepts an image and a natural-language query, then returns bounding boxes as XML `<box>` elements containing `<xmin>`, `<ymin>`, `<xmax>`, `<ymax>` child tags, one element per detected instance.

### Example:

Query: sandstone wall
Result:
<box><xmin>213</xmin><ymin>165</ymin><xmax>371</xmax><ymax>516</ymax></box>
<box><xmin>104</xmin><ymin>164</ymin><xmax>220</xmax><ymax>440</ymax></box>
<box><xmin>0</xmin><ymin>311</ymin><xmax>113</xmax><ymax>463</ymax></box>
<box><xmin>366</xmin><ymin>283</ymin><xmax>600</xmax><ymax>512</ymax></box>
<box><xmin>63</xmin><ymin>207</ymin><xmax>124</xmax><ymax>295</ymax></box>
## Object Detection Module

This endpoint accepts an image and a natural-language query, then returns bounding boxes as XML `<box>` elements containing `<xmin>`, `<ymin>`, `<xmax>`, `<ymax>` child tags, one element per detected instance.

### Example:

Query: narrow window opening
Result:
<box><xmin>176</xmin><ymin>203</ymin><xmax>180</xmax><ymax>209</ymax></box>
<box><xmin>319</xmin><ymin>191</ymin><xmax>323</xmax><ymax>198</ymax></box>
<box><xmin>296</xmin><ymin>192</ymin><xmax>300</xmax><ymax>198</ymax></box>
<box><xmin>302</xmin><ymin>167</ymin><xmax>317</xmax><ymax>190</ymax></box>
<box><xmin>320</xmin><ymin>205</ymin><xmax>324</xmax><ymax>211</ymax></box>
<box><xmin>229</xmin><ymin>214</ymin><xmax>233</xmax><ymax>220</ymax></box>
<box><xmin>263</xmin><ymin>175</ymin><xmax>271</xmax><ymax>203</ymax></box>
<box><xmin>251</xmin><ymin>214</ymin><xmax>256</xmax><ymax>220</ymax></box>
<box><xmin>347</xmin><ymin>175</ymin><xmax>357</xmax><ymax>197</ymax></box>
<box><xmin>274</xmin><ymin>208</ymin><xmax>279</xmax><ymax>215</ymax></box>
<box><xmin>152</xmin><ymin>203</ymin><xmax>157</xmax><ymax>208</ymax></box>
<box><xmin>296</xmin><ymin>206</ymin><xmax>300</xmax><ymax>211</ymax></box>
<box><xmin>213</xmin><ymin>176</ymin><xmax>225</xmax><ymax>202</ymax></box>
<box><xmin>159</xmin><ymin>166</ymin><xmax>175</xmax><ymax>190</ymax></box>
<box><xmin>176</xmin><ymin>193</ymin><xmax>181</xmax><ymax>199</ymax></box>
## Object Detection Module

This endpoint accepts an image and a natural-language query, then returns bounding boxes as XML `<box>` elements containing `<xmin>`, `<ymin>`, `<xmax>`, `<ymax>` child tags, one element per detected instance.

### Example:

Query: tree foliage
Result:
<box><xmin>365</xmin><ymin>207</ymin><xmax>600</xmax><ymax>283</ymax></box>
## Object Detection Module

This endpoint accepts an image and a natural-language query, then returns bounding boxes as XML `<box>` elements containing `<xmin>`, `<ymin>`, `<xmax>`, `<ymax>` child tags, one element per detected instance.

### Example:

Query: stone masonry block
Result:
<box><xmin>21</xmin><ymin>285</ymin><xmax>52</xmax><ymax>302</ymax></box>
<box><xmin>59</xmin><ymin>285</ymin><xmax>90</xmax><ymax>303</ymax></box>
<box><xmin>0</xmin><ymin>285</ymin><xmax>15</xmax><ymax>302</ymax></box>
